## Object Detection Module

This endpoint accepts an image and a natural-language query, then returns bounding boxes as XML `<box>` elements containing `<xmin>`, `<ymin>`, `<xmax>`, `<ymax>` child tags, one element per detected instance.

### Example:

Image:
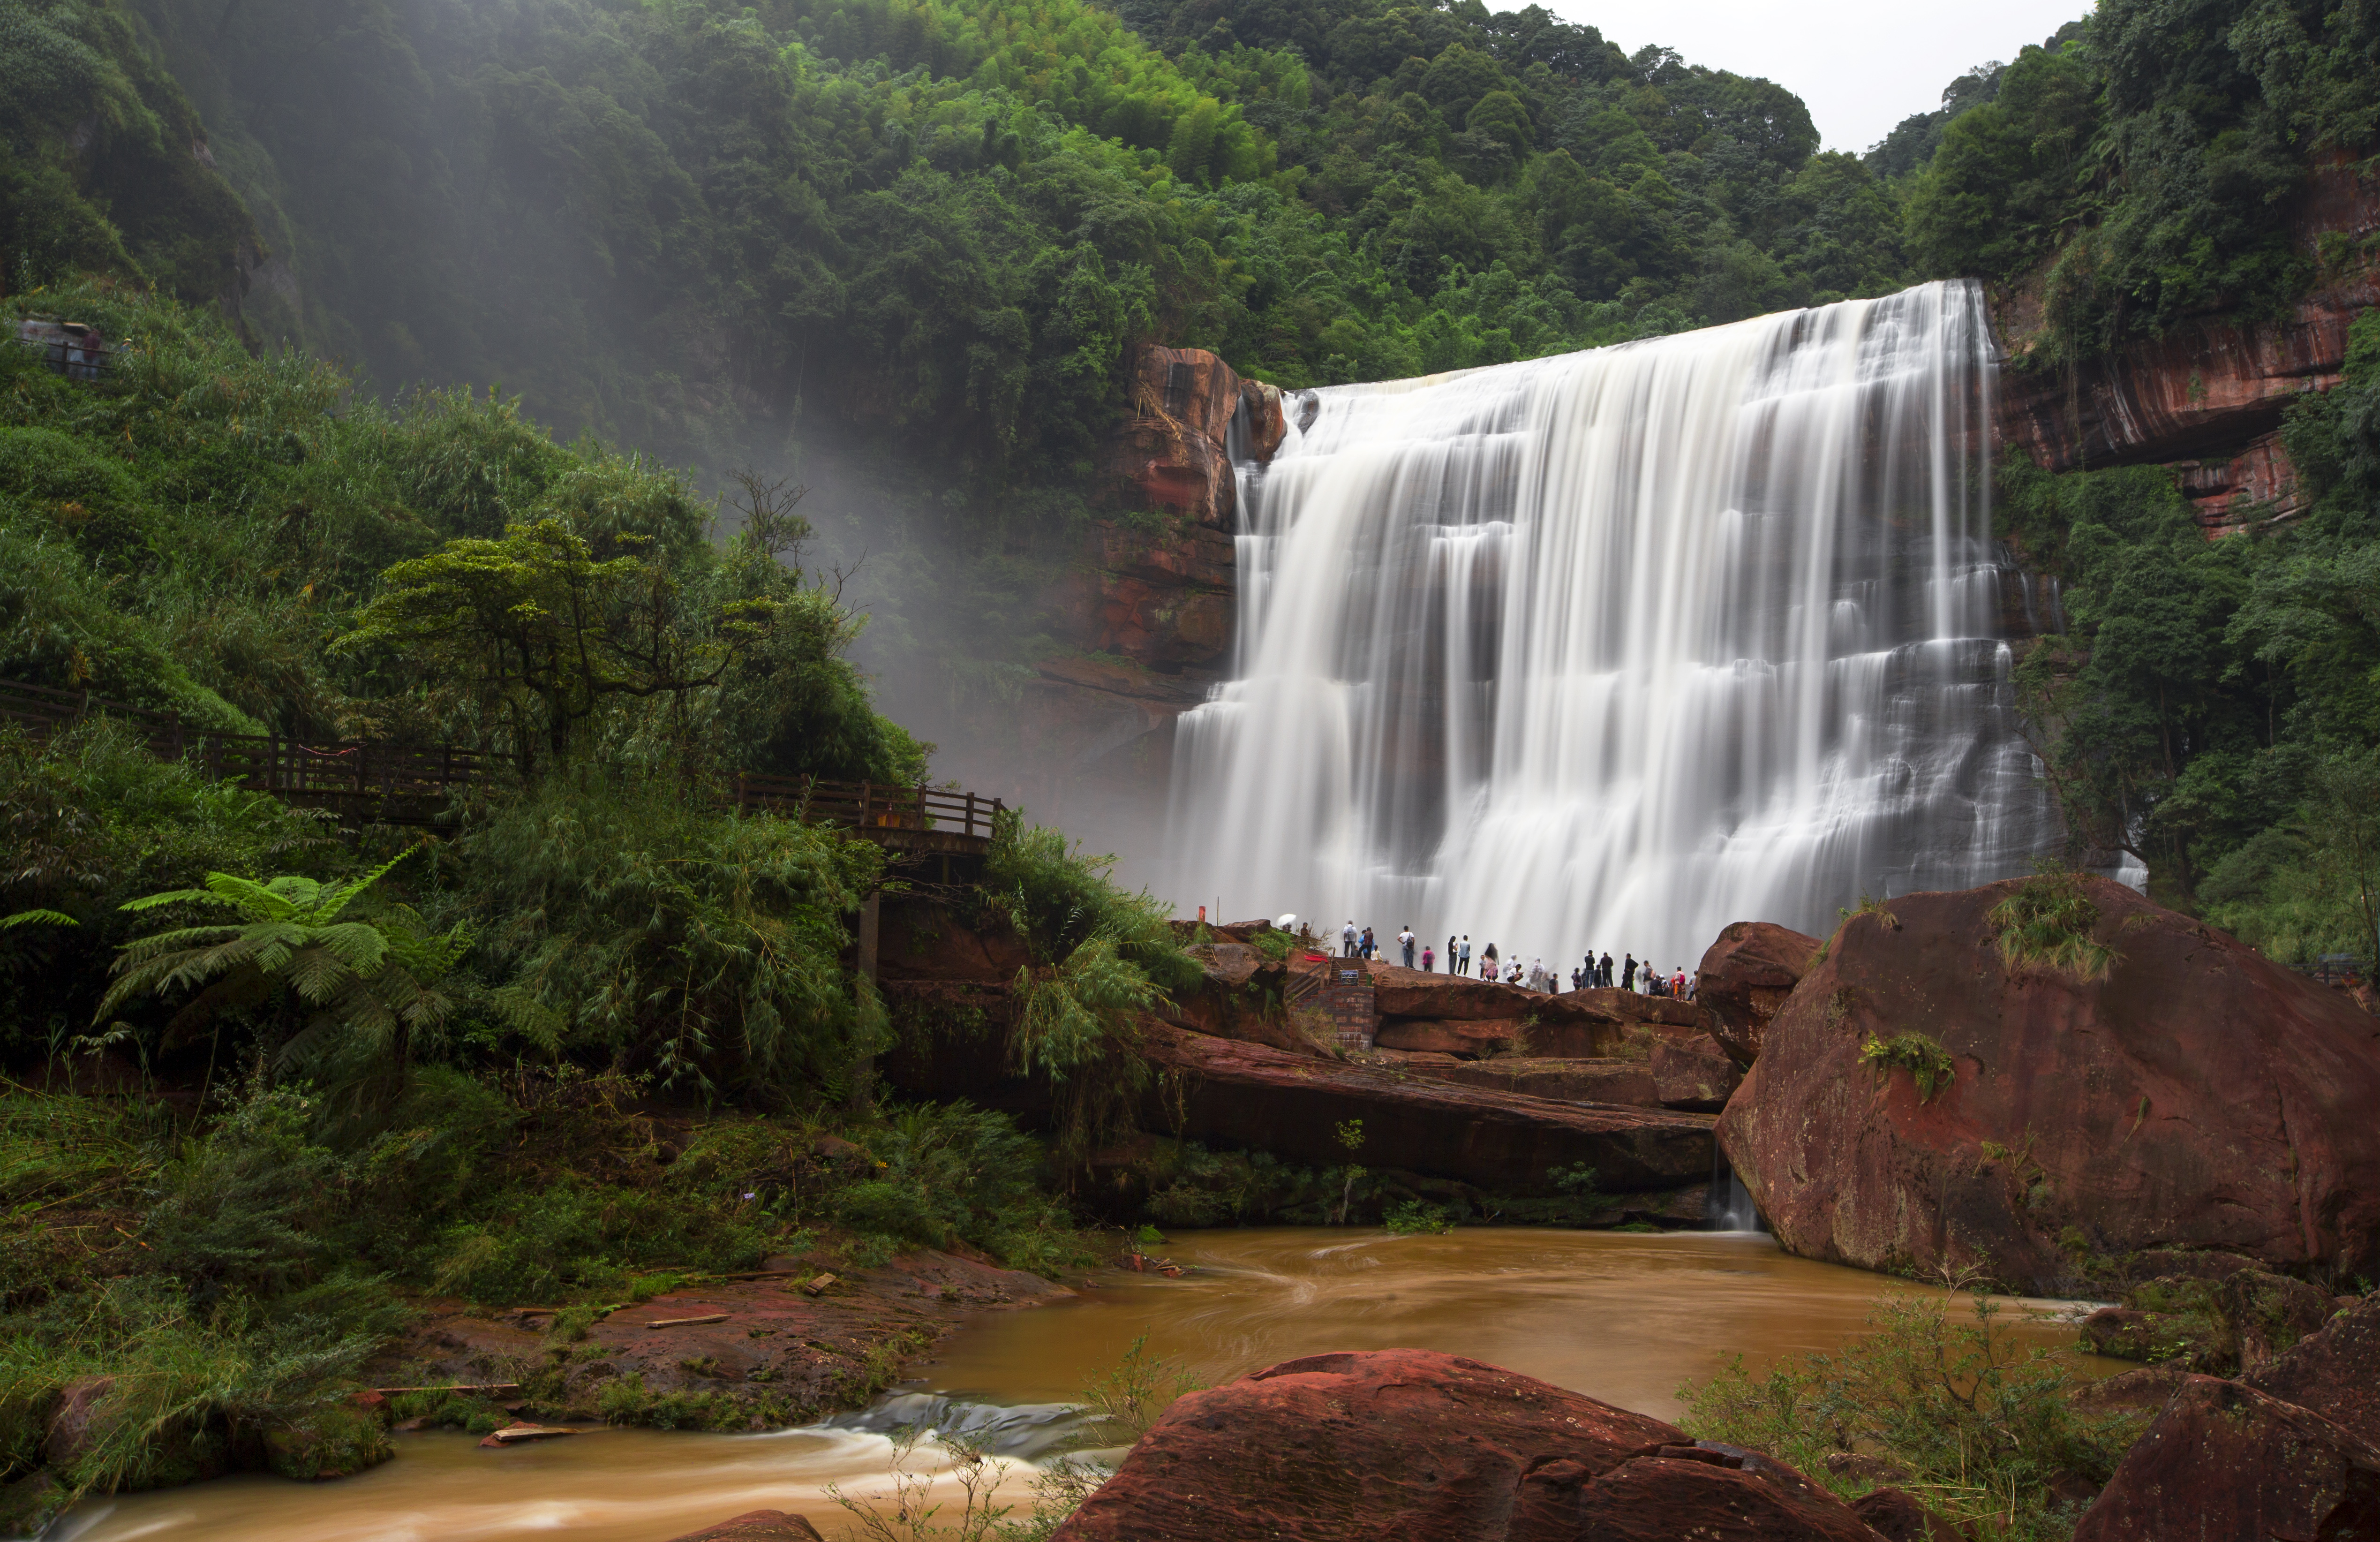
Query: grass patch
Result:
<box><xmin>1989</xmin><ymin>868</ymin><xmax>2114</xmax><ymax>981</ymax></box>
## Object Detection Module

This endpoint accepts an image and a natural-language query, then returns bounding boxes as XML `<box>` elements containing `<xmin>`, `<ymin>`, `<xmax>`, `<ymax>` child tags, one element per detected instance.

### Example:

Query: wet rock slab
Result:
<box><xmin>391</xmin><ymin>1249</ymin><xmax>1070</xmax><ymax>1429</ymax></box>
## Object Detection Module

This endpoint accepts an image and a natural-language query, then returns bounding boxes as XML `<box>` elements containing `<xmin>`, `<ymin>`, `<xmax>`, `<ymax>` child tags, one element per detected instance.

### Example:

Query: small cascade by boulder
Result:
<box><xmin>1715</xmin><ymin>874</ymin><xmax>2380</xmax><ymax>1291</ymax></box>
<box><xmin>1047</xmin><ymin>1349</ymin><xmax>1894</xmax><ymax>1541</ymax></box>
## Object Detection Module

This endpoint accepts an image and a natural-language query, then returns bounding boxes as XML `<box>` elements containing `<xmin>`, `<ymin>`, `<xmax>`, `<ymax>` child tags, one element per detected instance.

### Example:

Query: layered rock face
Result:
<box><xmin>1371</xmin><ymin>966</ymin><xmax>1716</xmax><ymax>1058</ymax></box>
<box><xmin>1716</xmin><ymin>875</ymin><xmax>2380</xmax><ymax>1290</ymax></box>
<box><xmin>1138</xmin><ymin>1021</ymin><xmax>1714</xmax><ymax>1196</ymax></box>
<box><xmin>1049</xmin><ymin>1349</ymin><xmax>1898</xmax><ymax>1542</ymax></box>
<box><xmin>1994</xmin><ymin>158</ymin><xmax>2380</xmax><ymax>534</ymax></box>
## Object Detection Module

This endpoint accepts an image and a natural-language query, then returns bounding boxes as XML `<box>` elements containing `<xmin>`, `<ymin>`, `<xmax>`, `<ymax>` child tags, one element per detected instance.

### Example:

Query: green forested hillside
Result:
<box><xmin>3</xmin><ymin>0</ymin><xmax>2378</xmax><ymax>952</ymax></box>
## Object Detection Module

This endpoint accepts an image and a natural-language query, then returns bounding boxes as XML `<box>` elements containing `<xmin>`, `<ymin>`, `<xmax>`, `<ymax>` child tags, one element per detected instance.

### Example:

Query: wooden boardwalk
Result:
<box><xmin>0</xmin><ymin>678</ymin><xmax>999</xmax><ymax>856</ymax></box>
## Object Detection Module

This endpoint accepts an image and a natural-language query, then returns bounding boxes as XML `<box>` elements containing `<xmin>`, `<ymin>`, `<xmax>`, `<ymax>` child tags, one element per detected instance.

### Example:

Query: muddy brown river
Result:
<box><xmin>53</xmin><ymin>1228</ymin><xmax>2104</xmax><ymax>1541</ymax></box>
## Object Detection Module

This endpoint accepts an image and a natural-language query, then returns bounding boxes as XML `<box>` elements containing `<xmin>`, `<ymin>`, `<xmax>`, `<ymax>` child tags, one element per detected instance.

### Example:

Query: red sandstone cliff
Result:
<box><xmin>1993</xmin><ymin>156</ymin><xmax>2380</xmax><ymax>534</ymax></box>
<box><xmin>996</xmin><ymin>347</ymin><xmax>1288</xmax><ymax>823</ymax></box>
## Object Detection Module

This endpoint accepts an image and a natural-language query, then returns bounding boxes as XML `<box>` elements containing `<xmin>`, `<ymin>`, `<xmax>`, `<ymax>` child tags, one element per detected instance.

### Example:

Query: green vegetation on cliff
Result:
<box><xmin>1902</xmin><ymin>0</ymin><xmax>2378</xmax><ymax>358</ymax></box>
<box><xmin>2008</xmin><ymin>311</ymin><xmax>2380</xmax><ymax>961</ymax></box>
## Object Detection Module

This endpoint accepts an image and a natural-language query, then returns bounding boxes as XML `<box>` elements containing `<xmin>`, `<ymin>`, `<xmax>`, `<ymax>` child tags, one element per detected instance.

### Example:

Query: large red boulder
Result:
<box><xmin>1048</xmin><ymin>1350</ymin><xmax>1885</xmax><ymax>1542</ymax></box>
<box><xmin>1138</xmin><ymin>1021</ymin><xmax>1713</xmax><ymax>1194</ymax></box>
<box><xmin>661</xmin><ymin>1512</ymin><xmax>824</xmax><ymax>1541</ymax></box>
<box><xmin>1695</xmin><ymin>921</ymin><xmax>1818</xmax><ymax>1066</ymax></box>
<box><xmin>2070</xmin><ymin>1376</ymin><xmax>2380</xmax><ymax>1542</ymax></box>
<box><xmin>2245</xmin><ymin>1294</ymin><xmax>2380</xmax><ymax>1447</ymax></box>
<box><xmin>1716</xmin><ymin>876</ymin><xmax>2380</xmax><ymax>1290</ymax></box>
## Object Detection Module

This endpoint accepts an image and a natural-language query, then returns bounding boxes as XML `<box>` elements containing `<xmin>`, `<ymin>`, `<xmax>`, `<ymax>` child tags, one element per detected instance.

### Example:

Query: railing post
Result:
<box><xmin>860</xmin><ymin>780</ymin><xmax>870</xmax><ymax>829</ymax></box>
<box><xmin>964</xmin><ymin>791</ymin><xmax>976</xmax><ymax>838</ymax></box>
<box><xmin>915</xmin><ymin>780</ymin><xmax>926</xmax><ymax>831</ymax></box>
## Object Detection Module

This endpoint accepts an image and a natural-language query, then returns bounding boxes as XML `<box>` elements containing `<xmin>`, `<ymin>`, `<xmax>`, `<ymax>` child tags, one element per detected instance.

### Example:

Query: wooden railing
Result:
<box><xmin>0</xmin><ymin>678</ymin><xmax>1000</xmax><ymax>849</ymax></box>
<box><xmin>729</xmin><ymin>771</ymin><xmax>1002</xmax><ymax>842</ymax></box>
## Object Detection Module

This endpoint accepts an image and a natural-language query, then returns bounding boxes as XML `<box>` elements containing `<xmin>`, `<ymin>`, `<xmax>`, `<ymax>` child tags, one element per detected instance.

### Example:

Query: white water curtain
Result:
<box><xmin>1165</xmin><ymin>280</ymin><xmax>2055</xmax><ymax>966</ymax></box>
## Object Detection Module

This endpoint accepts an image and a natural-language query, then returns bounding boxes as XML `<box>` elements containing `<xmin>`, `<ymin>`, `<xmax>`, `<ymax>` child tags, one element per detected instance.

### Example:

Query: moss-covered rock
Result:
<box><xmin>261</xmin><ymin>1403</ymin><xmax>392</xmax><ymax>1482</ymax></box>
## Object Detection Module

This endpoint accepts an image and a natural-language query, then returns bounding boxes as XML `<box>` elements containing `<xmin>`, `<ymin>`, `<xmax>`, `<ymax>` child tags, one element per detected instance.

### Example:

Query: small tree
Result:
<box><xmin>338</xmin><ymin>516</ymin><xmax>775</xmax><ymax>768</ymax></box>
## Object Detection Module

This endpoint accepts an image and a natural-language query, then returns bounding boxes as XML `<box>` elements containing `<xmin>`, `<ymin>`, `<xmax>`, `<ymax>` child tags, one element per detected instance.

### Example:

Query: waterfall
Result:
<box><xmin>1165</xmin><ymin>280</ymin><xmax>2056</xmax><ymax>965</ymax></box>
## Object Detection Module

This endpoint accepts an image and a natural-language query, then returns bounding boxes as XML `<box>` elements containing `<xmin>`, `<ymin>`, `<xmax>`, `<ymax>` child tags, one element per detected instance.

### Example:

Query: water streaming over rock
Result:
<box><xmin>1166</xmin><ymin>280</ymin><xmax>2056</xmax><ymax>960</ymax></box>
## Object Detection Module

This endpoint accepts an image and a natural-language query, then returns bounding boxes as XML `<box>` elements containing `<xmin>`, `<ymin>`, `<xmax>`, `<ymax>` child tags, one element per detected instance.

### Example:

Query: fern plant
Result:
<box><xmin>1860</xmin><ymin>1033</ymin><xmax>1958</xmax><ymax>1103</ymax></box>
<box><xmin>97</xmin><ymin>846</ymin><xmax>469</xmax><ymax>1092</ymax></box>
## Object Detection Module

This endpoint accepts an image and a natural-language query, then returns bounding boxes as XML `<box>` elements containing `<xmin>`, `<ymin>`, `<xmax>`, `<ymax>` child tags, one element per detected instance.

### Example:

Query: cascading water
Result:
<box><xmin>1165</xmin><ymin>280</ymin><xmax>2056</xmax><ymax>963</ymax></box>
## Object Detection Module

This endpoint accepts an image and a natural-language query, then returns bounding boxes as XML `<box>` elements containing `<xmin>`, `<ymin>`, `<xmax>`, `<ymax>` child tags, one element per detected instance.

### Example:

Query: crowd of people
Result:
<box><xmin>1338</xmin><ymin>922</ymin><xmax>1697</xmax><ymax>999</ymax></box>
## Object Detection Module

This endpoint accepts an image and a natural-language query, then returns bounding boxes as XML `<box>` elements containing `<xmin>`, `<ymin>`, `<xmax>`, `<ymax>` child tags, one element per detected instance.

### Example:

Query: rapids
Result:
<box><xmin>54</xmin><ymin>1229</ymin><xmax>2103</xmax><ymax>1541</ymax></box>
<box><xmin>1166</xmin><ymin>281</ymin><xmax>2058</xmax><ymax>962</ymax></box>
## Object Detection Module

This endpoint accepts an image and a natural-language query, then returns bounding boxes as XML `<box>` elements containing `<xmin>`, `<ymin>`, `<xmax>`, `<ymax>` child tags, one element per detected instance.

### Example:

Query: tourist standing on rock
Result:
<box><xmin>1598</xmin><ymin>951</ymin><xmax>1613</xmax><ymax>987</ymax></box>
<box><xmin>1482</xmin><ymin>942</ymin><xmax>1499</xmax><ymax>979</ymax></box>
<box><xmin>1621</xmin><ymin>954</ymin><xmax>1637</xmax><ymax>991</ymax></box>
<box><xmin>1672</xmin><ymin>966</ymin><xmax>1687</xmax><ymax>998</ymax></box>
<box><xmin>1398</xmin><ymin>925</ymin><xmax>1416</xmax><ymax>968</ymax></box>
<box><xmin>1358</xmin><ymin>926</ymin><xmax>1374</xmax><ymax>959</ymax></box>
<box><xmin>1446</xmin><ymin>934</ymin><xmax>1456</xmax><ymax>970</ymax></box>
<box><xmin>1458</xmin><ymin>936</ymin><xmax>1471</xmax><ymax>974</ymax></box>
<box><xmin>1341</xmin><ymin>920</ymin><xmax>1358</xmax><ymax>957</ymax></box>
<box><xmin>1421</xmin><ymin>943</ymin><xmax>1435</xmax><ymax>973</ymax></box>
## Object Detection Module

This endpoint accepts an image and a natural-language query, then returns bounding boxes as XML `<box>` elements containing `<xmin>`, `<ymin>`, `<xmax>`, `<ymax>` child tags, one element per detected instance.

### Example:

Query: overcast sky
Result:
<box><xmin>1546</xmin><ymin>0</ymin><xmax>2095</xmax><ymax>153</ymax></box>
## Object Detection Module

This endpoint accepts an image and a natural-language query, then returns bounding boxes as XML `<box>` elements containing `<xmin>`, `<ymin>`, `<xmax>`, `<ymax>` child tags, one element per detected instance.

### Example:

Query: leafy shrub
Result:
<box><xmin>1073</xmin><ymin>1332</ymin><xmax>1202</xmax><ymax>1447</ymax></box>
<box><xmin>1382</xmin><ymin>1200</ymin><xmax>1454</xmax><ymax>1235</ymax></box>
<box><xmin>836</xmin><ymin>1102</ymin><xmax>1080</xmax><ymax>1274</ymax></box>
<box><xmin>458</xmin><ymin>776</ymin><xmax>886</xmax><ymax>1094</ymax></box>
<box><xmin>1680</xmin><ymin>1293</ymin><xmax>2139</xmax><ymax>1542</ymax></box>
